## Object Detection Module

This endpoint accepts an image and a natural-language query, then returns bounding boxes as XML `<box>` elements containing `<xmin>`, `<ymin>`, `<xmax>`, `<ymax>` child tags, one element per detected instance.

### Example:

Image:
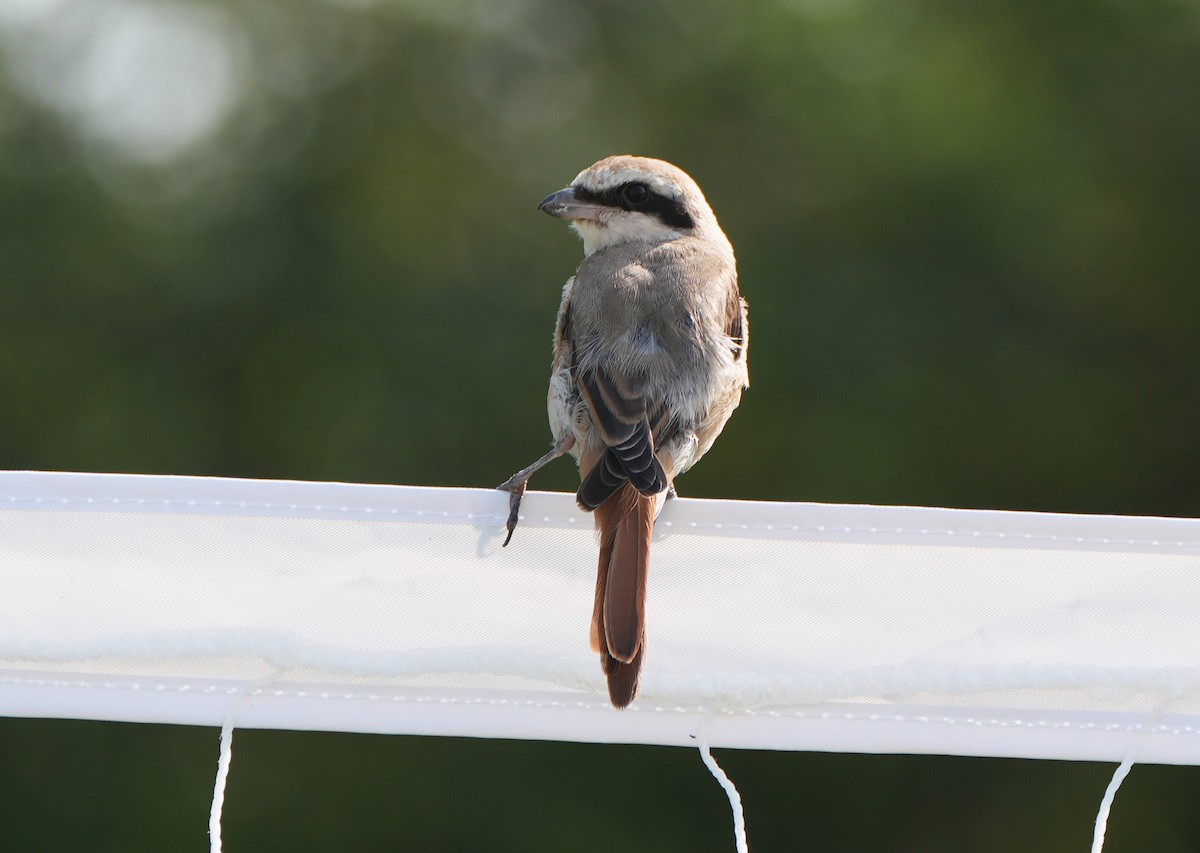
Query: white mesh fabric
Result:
<box><xmin>1</xmin><ymin>471</ymin><xmax>1199</xmax><ymax>763</ymax></box>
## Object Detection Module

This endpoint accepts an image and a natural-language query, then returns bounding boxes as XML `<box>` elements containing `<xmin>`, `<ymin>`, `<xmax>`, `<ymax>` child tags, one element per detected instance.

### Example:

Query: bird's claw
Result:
<box><xmin>496</xmin><ymin>477</ymin><xmax>528</xmax><ymax>547</ymax></box>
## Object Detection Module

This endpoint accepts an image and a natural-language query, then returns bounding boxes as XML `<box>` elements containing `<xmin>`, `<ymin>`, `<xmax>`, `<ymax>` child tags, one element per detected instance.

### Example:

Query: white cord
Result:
<box><xmin>209</xmin><ymin>712</ymin><xmax>237</xmax><ymax>853</ymax></box>
<box><xmin>209</xmin><ymin>673</ymin><xmax>282</xmax><ymax>853</ymax></box>
<box><xmin>697</xmin><ymin>729</ymin><xmax>749</xmax><ymax>853</ymax></box>
<box><xmin>1090</xmin><ymin>689</ymin><xmax>1180</xmax><ymax>853</ymax></box>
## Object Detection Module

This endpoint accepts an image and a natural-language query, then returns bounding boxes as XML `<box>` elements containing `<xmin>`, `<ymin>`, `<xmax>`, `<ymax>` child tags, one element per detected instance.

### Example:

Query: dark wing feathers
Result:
<box><xmin>577</xmin><ymin>437</ymin><xmax>666</xmax><ymax>510</ymax></box>
<box><xmin>577</xmin><ymin>449</ymin><xmax>626</xmax><ymax>510</ymax></box>
<box><xmin>574</xmin><ymin>365</ymin><xmax>667</xmax><ymax>509</ymax></box>
<box><xmin>726</xmin><ymin>285</ymin><xmax>746</xmax><ymax>361</ymax></box>
<box><xmin>577</xmin><ymin>369</ymin><xmax>645</xmax><ymax>447</ymax></box>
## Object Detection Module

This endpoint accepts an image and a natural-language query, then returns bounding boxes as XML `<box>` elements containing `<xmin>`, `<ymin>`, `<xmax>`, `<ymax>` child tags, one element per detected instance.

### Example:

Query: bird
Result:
<box><xmin>498</xmin><ymin>155</ymin><xmax>748</xmax><ymax>708</ymax></box>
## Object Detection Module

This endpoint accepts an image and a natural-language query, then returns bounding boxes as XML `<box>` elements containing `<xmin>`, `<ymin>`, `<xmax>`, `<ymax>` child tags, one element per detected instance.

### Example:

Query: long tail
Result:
<box><xmin>590</xmin><ymin>481</ymin><xmax>653</xmax><ymax>708</ymax></box>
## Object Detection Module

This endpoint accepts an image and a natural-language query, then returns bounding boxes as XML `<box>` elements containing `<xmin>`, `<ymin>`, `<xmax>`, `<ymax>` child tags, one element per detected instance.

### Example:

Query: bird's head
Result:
<box><xmin>538</xmin><ymin>155</ymin><xmax>729</xmax><ymax>257</ymax></box>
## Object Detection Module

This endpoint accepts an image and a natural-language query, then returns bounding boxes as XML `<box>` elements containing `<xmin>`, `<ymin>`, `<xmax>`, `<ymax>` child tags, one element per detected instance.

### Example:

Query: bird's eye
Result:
<box><xmin>621</xmin><ymin>183</ymin><xmax>650</xmax><ymax>207</ymax></box>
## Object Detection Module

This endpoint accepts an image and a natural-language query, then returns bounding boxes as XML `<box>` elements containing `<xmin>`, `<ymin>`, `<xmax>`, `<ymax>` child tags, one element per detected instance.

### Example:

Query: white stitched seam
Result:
<box><xmin>2</xmin><ymin>675</ymin><xmax>1197</xmax><ymax>735</ymax></box>
<box><xmin>2</xmin><ymin>494</ymin><xmax>1199</xmax><ymax>550</ymax></box>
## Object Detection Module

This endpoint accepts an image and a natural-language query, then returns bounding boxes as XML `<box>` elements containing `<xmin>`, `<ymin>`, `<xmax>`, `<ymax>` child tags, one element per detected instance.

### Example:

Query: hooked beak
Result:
<box><xmin>538</xmin><ymin>187</ymin><xmax>608</xmax><ymax>222</ymax></box>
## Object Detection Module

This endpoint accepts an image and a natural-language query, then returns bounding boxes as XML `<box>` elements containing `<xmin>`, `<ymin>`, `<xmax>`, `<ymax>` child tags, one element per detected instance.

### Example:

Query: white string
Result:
<box><xmin>697</xmin><ymin>729</ymin><xmax>749</xmax><ymax>853</ymax></box>
<box><xmin>1090</xmin><ymin>689</ymin><xmax>1180</xmax><ymax>853</ymax></box>
<box><xmin>209</xmin><ymin>713</ymin><xmax>236</xmax><ymax>853</ymax></box>
<box><xmin>209</xmin><ymin>673</ymin><xmax>282</xmax><ymax>853</ymax></box>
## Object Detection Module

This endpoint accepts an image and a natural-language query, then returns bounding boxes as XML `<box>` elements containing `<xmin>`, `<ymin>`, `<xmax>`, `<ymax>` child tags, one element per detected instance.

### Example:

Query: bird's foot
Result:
<box><xmin>495</xmin><ymin>475</ymin><xmax>528</xmax><ymax>547</ymax></box>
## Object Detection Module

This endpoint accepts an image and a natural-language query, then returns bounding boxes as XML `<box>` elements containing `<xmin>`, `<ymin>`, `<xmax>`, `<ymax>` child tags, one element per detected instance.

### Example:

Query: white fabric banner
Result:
<box><xmin>1</xmin><ymin>471</ymin><xmax>1198</xmax><ymax>764</ymax></box>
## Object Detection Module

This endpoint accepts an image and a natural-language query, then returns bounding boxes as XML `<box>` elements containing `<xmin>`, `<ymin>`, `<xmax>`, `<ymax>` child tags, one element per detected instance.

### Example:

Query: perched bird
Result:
<box><xmin>498</xmin><ymin>155</ymin><xmax>748</xmax><ymax>708</ymax></box>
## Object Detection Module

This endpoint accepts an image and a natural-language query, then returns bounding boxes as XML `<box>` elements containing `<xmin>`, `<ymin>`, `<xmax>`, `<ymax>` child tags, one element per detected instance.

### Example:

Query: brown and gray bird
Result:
<box><xmin>499</xmin><ymin>155</ymin><xmax>749</xmax><ymax>708</ymax></box>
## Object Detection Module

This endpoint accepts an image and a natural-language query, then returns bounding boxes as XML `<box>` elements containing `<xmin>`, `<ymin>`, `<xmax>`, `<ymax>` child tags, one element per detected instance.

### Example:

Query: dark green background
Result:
<box><xmin>2</xmin><ymin>0</ymin><xmax>1197</xmax><ymax>849</ymax></box>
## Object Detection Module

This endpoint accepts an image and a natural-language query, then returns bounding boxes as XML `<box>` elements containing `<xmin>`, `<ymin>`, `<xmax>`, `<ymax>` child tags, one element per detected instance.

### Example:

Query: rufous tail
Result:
<box><xmin>590</xmin><ymin>482</ymin><xmax>652</xmax><ymax>708</ymax></box>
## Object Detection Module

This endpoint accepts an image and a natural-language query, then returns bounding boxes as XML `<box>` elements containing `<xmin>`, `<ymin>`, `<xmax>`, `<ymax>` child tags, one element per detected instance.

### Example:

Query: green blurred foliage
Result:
<box><xmin>1</xmin><ymin>0</ymin><xmax>1197</xmax><ymax>849</ymax></box>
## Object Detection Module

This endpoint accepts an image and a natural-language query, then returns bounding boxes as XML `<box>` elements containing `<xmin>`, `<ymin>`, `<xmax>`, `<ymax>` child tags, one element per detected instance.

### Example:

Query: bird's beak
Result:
<box><xmin>538</xmin><ymin>187</ymin><xmax>608</xmax><ymax>222</ymax></box>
